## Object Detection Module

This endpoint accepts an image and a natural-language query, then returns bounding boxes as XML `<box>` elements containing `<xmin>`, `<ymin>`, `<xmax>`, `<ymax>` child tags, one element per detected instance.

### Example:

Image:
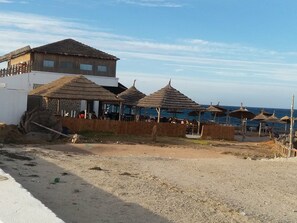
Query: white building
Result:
<box><xmin>0</xmin><ymin>39</ymin><xmax>126</xmax><ymax>124</ymax></box>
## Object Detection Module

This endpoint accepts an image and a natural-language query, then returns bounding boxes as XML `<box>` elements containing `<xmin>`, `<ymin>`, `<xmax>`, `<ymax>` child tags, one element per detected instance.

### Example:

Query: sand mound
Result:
<box><xmin>0</xmin><ymin>123</ymin><xmax>24</xmax><ymax>143</ymax></box>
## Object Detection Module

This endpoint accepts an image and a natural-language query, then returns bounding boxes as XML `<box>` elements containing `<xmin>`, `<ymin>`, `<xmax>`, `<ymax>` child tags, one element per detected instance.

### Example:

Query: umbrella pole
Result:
<box><xmin>258</xmin><ymin>122</ymin><xmax>262</xmax><ymax>137</ymax></box>
<box><xmin>198</xmin><ymin>111</ymin><xmax>201</xmax><ymax>135</ymax></box>
<box><xmin>118</xmin><ymin>102</ymin><xmax>122</xmax><ymax>121</ymax></box>
<box><xmin>156</xmin><ymin>107</ymin><xmax>161</xmax><ymax>123</ymax></box>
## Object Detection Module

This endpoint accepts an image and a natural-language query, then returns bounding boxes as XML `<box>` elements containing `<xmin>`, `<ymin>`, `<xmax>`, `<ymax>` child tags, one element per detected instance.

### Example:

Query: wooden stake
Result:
<box><xmin>119</xmin><ymin>102</ymin><xmax>122</xmax><ymax>121</ymax></box>
<box><xmin>289</xmin><ymin>95</ymin><xmax>295</xmax><ymax>157</ymax></box>
<box><xmin>258</xmin><ymin>122</ymin><xmax>262</xmax><ymax>137</ymax></box>
<box><xmin>198</xmin><ymin>111</ymin><xmax>201</xmax><ymax>135</ymax></box>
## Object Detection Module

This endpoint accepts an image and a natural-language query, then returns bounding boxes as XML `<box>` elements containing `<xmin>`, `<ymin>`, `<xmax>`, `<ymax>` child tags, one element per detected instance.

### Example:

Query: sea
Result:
<box><xmin>138</xmin><ymin>105</ymin><xmax>296</xmax><ymax>132</ymax></box>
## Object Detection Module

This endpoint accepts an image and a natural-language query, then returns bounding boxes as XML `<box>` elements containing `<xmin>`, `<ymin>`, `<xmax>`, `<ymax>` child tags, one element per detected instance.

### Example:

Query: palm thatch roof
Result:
<box><xmin>206</xmin><ymin>105</ymin><xmax>225</xmax><ymax>113</ymax></box>
<box><xmin>253</xmin><ymin>111</ymin><xmax>270</xmax><ymax>121</ymax></box>
<box><xmin>229</xmin><ymin>106</ymin><xmax>255</xmax><ymax>120</ymax></box>
<box><xmin>264</xmin><ymin>113</ymin><xmax>282</xmax><ymax>123</ymax></box>
<box><xmin>118</xmin><ymin>81</ymin><xmax>146</xmax><ymax>106</ymax></box>
<box><xmin>29</xmin><ymin>75</ymin><xmax>121</xmax><ymax>102</ymax></box>
<box><xmin>32</xmin><ymin>39</ymin><xmax>118</xmax><ymax>60</ymax></box>
<box><xmin>137</xmin><ymin>81</ymin><xmax>200</xmax><ymax>110</ymax></box>
<box><xmin>0</xmin><ymin>39</ymin><xmax>118</xmax><ymax>62</ymax></box>
<box><xmin>0</xmin><ymin>46</ymin><xmax>31</xmax><ymax>63</ymax></box>
<box><xmin>280</xmin><ymin>115</ymin><xmax>290</xmax><ymax>123</ymax></box>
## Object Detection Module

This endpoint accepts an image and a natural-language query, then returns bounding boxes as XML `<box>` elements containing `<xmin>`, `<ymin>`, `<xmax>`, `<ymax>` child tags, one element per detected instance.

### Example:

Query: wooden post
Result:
<box><xmin>156</xmin><ymin>107</ymin><xmax>161</xmax><ymax>123</ymax></box>
<box><xmin>258</xmin><ymin>122</ymin><xmax>262</xmax><ymax>137</ymax></box>
<box><xmin>119</xmin><ymin>102</ymin><xmax>122</xmax><ymax>121</ymax></box>
<box><xmin>45</xmin><ymin>97</ymin><xmax>49</xmax><ymax>109</ymax></box>
<box><xmin>289</xmin><ymin>95</ymin><xmax>294</xmax><ymax>157</ymax></box>
<box><xmin>56</xmin><ymin>99</ymin><xmax>61</xmax><ymax>115</ymax></box>
<box><xmin>198</xmin><ymin>111</ymin><xmax>201</xmax><ymax>135</ymax></box>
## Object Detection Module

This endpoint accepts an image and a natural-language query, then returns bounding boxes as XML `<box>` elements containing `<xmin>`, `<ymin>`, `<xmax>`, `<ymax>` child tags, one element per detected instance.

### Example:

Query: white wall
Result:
<box><xmin>1</xmin><ymin>71</ymin><xmax>119</xmax><ymax>92</ymax></box>
<box><xmin>0</xmin><ymin>71</ymin><xmax>119</xmax><ymax>124</ymax></box>
<box><xmin>0</xmin><ymin>88</ymin><xmax>27</xmax><ymax>125</ymax></box>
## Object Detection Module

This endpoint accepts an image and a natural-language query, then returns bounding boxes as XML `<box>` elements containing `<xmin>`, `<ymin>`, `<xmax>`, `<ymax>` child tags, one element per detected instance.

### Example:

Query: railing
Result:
<box><xmin>275</xmin><ymin>140</ymin><xmax>297</xmax><ymax>157</ymax></box>
<box><xmin>0</xmin><ymin>61</ymin><xmax>32</xmax><ymax>78</ymax></box>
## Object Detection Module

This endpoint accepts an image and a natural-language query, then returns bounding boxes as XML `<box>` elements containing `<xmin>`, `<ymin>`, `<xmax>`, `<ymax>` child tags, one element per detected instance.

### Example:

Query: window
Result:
<box><xmin>60</xmin><ymin>61</ymin><xmax>73</xmax><ymax>69</ymax></box>
<box><xmin>98</xmin><ymin>65</ymin><xmax>107</xmax><ymax>72</ymax></box>
<box><xmin>43</xmin><ymin>60</ymin><xmax>54</xmax><ymax>68</ymax></box>
<box><xmin>80</xmin><ymin>64</ymin><xmax>92</xmax><ymax>71</ymax></box>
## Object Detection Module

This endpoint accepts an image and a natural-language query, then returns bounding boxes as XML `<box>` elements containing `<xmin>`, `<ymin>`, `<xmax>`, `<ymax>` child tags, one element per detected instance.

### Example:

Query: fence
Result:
<box><xmin>274</xmin><ymin>141</ymin><xmax>297</xmax><ymax>157</ymax></box>
<box><xmin>0</xmin><ymin>62</ymin><xmax>32</xmax><ymax>78</ymax></box>
<box><xmin>60</xmin><ymin>117</ymin><xmax>187</xmax><ymax>137</ymax></box>
<box><xmin>200</xmin><ymin>124</ymin><xmax>235</xmax><ymax>140</ymax></box>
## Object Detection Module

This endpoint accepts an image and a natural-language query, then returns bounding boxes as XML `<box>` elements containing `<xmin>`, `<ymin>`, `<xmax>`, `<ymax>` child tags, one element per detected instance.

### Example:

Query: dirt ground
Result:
<box><xmin>0</xmin><ymin>139</ymin><xmax>297</xmax><ymax>223</ymax></box>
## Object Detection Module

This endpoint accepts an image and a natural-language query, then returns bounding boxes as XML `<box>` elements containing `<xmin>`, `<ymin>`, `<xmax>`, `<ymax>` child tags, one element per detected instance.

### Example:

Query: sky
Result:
<box><xmin>1</xmin><ymin>0</ymin><xmax>297</xmax><ymax>108</ymax></box>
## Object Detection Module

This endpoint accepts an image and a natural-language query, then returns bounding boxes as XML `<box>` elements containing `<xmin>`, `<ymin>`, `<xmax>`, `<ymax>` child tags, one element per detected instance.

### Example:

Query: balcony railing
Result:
<box><xmin>0</xmin><ymin>62</ymin><xmax>32</xmax><ymax>78</ymax></box>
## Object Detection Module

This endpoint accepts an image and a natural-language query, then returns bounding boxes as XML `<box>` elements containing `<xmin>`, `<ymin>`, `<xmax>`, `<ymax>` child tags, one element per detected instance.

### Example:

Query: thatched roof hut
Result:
<box><xmin>29</xmin><ymin>75</ymin><xmax>121</xmax><ymax>102</ymax></box>
<box><xmin>137</xmin><ymin>81</ymin><xmax>200</xmax><ymax>122</ymax></box>
<box><xmin>118</xmin><ymin>81</ymin><xmax>146</xmax><ymax>106</ymax></box>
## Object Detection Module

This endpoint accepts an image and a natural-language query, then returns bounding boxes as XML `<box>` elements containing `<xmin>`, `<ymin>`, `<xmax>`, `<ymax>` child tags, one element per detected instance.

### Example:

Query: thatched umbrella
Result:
<box><xmin>264</xmin><ymin>113</ymin><xmax>281</xmax><ymax>123</ymax></box>
<box><xmin>188</xmin><ymin>107</ymin><xmax>206</xmax><ymax>134</ymax></box>
<box><xmin>281</xmin><ymin>115</ymin><xmax>290</xmax><ymax>132</ymax></box>
<box><xmin>206</xmin><ymin>104</ymin><xmax>226</xmax><ymax>122</ymax></box>
<box><xmin>263</xmin><ymin>113</ymin><xmax>284</xmax><ymax>137</ymax></box>
<box><xmin>118</xmin><ymin>80</ymin><xmax>146</xmax><ymax>107</ymax></box>
<box><xmin>137</xmin><ymin>80</ymin><xmax>201</xmax><ymax>123</ymax></box>
<box><xmin>29</xmin><ymin>75</ymin><xmax>122</xmax><ymax>119</ymax></box>
<box><xmin>117</xmin><ymin>80</ymin><xmax>146</xmax><ymax>120</ymax></box>
<box><xmin>229</xmin><ymin>106</ymin><xmax>255</xmax><ymax>120</ymax></box>
<box><xmin>253</xmin><ymin>110</ymin><xmax>270</xmax><ymax>136</ymax></box>
<box><xmin>229</xmin><ymin>104</ymin><xmax>255</xmax><ymax>140</ymax></box>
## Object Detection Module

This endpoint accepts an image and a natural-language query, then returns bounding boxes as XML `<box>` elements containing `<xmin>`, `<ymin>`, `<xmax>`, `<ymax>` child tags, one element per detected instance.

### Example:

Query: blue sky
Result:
<box><xmin>1</xmin><ymin>0</ymin><xmax>297</xmax><ymax>108</ymax></box>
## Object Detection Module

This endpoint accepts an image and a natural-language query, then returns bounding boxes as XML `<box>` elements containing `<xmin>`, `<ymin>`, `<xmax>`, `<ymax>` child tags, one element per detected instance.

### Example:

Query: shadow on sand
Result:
<box><xmin>0</xmin><ymin>147</ymin><xmax>170</xmax><ymax>223</ymax></box>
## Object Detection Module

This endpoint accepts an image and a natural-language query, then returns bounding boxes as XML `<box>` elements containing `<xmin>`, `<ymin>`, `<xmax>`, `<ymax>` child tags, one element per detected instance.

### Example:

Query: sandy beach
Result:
<box><xmin>0</xmin><ymin>140</ymin><xmax>297</xmax><ymax>223</ymax></box>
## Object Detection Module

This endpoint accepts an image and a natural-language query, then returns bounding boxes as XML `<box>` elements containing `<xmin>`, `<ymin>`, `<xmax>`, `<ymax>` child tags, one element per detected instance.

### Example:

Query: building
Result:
<box><xmin>0</xmin><ymin>39</ymin><xmax>126</xmax><ymax>124</ymax></box>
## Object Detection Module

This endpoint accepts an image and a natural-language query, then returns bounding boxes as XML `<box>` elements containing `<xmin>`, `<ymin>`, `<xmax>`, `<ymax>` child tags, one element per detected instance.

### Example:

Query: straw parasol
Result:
<box><xmin>280</xmin><ymin>115</ymin><xmax>290</xmax><ymax>123</ymax></box>
<box><xmin>263</xmin><ymin>113</ymin><xmax>284</xmax><ymax>137</ymax></box>
<box><xmin>188</xmin><ymin>107</ymin><xmax>206</xmax><ymax>134</ymax></box>
<box><xmin>229</xmin><ymin>105</ymin><xmax>255</xmax><ymax>120</ymax></box>
<box><xmin>117</xmin><ymin>80</ymin><xmax>146</xmax><ymax>107</ymax></box>
<box><xmin>137</xmin><ymin>80</ymin><xmax>201</xmax><ymax>123</ymax></box>
<box><xmin>229</xmin><ymin>104</ymin><xmax>255</xmax><ymax>140</ymax></box>
<box><xmin>264</xmin><ymin>113</ymin><xmax>281</xmax><ymax>124</ymax></box>
<box><xmin>206</xmin><ymin>104</ymin><xmax>226</xmax><ymax>122</ymax></box>
<box><xmin>280</xmin><ymin>115</ymin><xmax>290</xmax><ymax>132</ymax></box>
<box><xmin>253</xmin><ymin>109</ymin><xmax>270</xmax><ymax>136</ymax></box>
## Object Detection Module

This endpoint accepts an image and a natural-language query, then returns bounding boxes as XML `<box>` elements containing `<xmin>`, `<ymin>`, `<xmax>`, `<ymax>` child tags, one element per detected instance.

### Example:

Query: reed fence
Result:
<box><xmin>200</xmin><ymin>124</ymin><xmax>235</xmax><ymax>140</ymax></box>
<box><xmin>60</xmin><ymin>117</ymin><xmax>187</xmax><ymax>137</ymax></box>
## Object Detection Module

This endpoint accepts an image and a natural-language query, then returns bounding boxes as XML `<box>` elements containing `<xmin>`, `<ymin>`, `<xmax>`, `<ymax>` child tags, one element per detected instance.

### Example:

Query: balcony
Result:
<box><xmin>0</xmin><ymin>62</ymin><xmax>32</xmax><ymax>78</ymax></box>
